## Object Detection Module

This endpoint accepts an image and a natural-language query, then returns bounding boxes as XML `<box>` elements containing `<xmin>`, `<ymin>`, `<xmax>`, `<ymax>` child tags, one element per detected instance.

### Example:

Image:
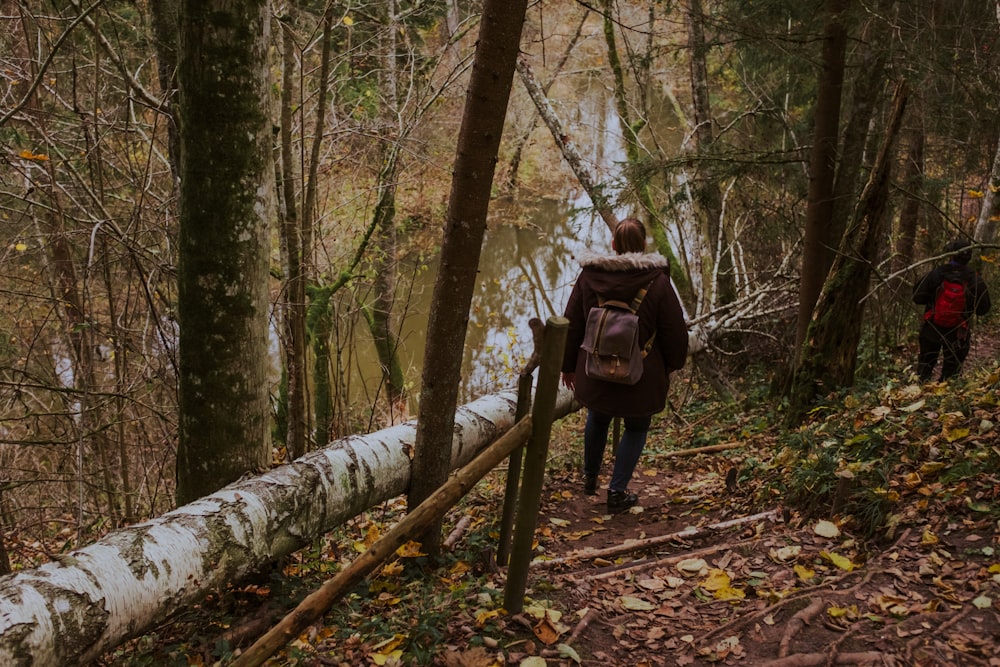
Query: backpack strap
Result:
<box><xmin>596</xmin><ymin>279</ymin><xmax>657</xmax><ymax>313</ymax></box>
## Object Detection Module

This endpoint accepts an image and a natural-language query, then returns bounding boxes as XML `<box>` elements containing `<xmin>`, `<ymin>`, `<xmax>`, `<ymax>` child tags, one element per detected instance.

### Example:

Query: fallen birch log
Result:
<box><xmin>232</xmin><ymin>416</ymin><xmax>535</xmax><ymax>667</ymax></box>
<box><xmin>0</xmin><ymin>389</ymin><xmax>577</xmax><ymax>666</ymax></box>
<box><xmin>533</xmin><ymin>509</ymin><xmax>779</xmax><ymax>569</ymax></box>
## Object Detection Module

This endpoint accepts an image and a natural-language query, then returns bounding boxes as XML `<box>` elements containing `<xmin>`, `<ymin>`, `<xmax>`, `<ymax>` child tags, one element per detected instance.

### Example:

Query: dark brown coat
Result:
<box><xmin>561</xmin><ymin>251</ymin><xmax>688</xmax><ymax>418</ymax></box>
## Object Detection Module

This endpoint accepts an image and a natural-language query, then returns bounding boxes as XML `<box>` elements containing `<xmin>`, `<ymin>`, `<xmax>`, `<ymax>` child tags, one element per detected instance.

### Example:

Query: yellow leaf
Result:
<box><xmin>18</xmin><ymin>149</ymin><xmax>49</xmax><ymax>161</ymax></box>
<box><xmin>14</xmin><ymin>243</ymin><xmax>27</xmax><ymax>252</ymax></box>
<box><xmin>820</xmin><ymin>550</ymin><xmax>855</xmax><ymax>571</ymax></box>
<box><xmin>396</xmin><ymin>541</ymin><xmax>426</xmax><ymax>558</ymax></box>
<box><xmin>701</xmin><ymin>569</ymin><xmax>731</xmax><ymax>591</ymax></box>
<box><xmin>372</xmin><ymin>650</ymin><xmax>403</xmax><ymax>665</ymax></box>
<box><xmin>713</xmin><ymin>585</ymin><xmax>746</xmax><ymax>601</ymax></box>
<box><xmin>988</xmin><ymin>564</ymin><xmax>1000</xmax><ymax>574</ymax></box>
<box><xmin>343</xmin><ymin>15</ymin><xmax>354</xmax><ymax>26</ymax></box>
<box><xmin>827</xmin><ymin>605</ymin><xmax>858</xmax><ymax>619</ymax></box>
<box><xmin>794</xmin><ymin>564</ymin><xmax>815</xmax><ymax>581</ymax></box>
<box><xmin>919</xmin><ymin>461</ymin><xmax>946</xmax><ymax>475</ymax></box>
<box><xmin>476</xmin><ymin>608</ymin><xmax>502</xmax><ymax>625</ymax></box>
<box><xmin>381</xmin><ymin>561</ymin><xmax>403</xmax><ymax>576</ymax></box>
<box><xmin>944</xmin><ymin>426</ymin><xmax>969</xmax><ymax>442</ymax></box>
<box><xmin>921</xmin><ymin>530</ymin><xmax>939</xmax><ymax>546</ymax></box>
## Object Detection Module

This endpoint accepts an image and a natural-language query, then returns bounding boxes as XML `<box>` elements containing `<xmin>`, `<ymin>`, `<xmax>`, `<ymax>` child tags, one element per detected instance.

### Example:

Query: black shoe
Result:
<box><xmin>584</xmin><ymin>475</ymin><xmax>598</xmax><ymax>496</ymax></box>
<box><xmin>607</xmin><ymin>490</ymin><xmax>638</xmax><ymax>514</ymax></box>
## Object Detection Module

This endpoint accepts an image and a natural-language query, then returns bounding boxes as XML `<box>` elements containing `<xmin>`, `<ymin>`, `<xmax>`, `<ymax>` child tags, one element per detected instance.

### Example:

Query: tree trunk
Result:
<box><xmin>893</xmin><ymin>112</ymin><xmax>924</xmax><ymax>280</ymax></box>
<box><xmin>788</xmin><ymin>84</ymin><xmax>908</xmax><ymax>425</ymax></box>
<box><xmin>973</xmin><ymin>132</ymin><xmax>1000</xmax><ymax>245</ymax></box>
<box><xmin>409</xmin><ymin>0</ymin><xmax>529</xmax><ymax>557</ymax></box>
<box><xmin>794</xmin><ymin>0</ymin><xmax>850</xmax><ymax>353</ymax></box>
<box><xmin>175</xmin><ymin>0</ymin><xmax>273</xmax><ymax>504</ymax></box>
<box><xmin>515</xmin><ymin>56</ymin><xmax>618</xmax><ymax>231</ymax></box>
<box><xmin>278</xmin><ymin>17</ymin><xmax>308</xmax><ymax>461</ymax></box>
<box><xmin>686</xmin><ymin>0</ymin><xmax>734</xmax><ymax>305</ymax></box>
<box><xmin>0</xmin><ymin>390</ymin><xmax>574</xmax><ymax>665</ymax></box>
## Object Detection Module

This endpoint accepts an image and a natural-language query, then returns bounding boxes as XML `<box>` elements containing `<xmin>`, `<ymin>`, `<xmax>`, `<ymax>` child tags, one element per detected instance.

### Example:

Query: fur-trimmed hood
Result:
<box><xmin>577</xmin><ymin>249</ymin><xmax>670</xmax><ymax>271</ymax></box>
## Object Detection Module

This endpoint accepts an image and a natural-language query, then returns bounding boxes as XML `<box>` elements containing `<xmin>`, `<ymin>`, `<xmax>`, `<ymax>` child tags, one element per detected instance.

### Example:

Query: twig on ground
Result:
<box><xmin>659</xmin><ymin>442</ymin><xmax>743</xmax><ymax>458</ymax></box>
<box><xmin>443</xmin><ymin>515</ymin><xmax>473</xmax><ymax>551</ymax></box>
<box><xmin>534</xmin><ymin>509</ymin><xmax>779</xmax><ymax>569</ymax></box>
<box><xmin>591</xmin><ymin>540</ymin><xmax>756</xmax><ymax>580</ymax></box>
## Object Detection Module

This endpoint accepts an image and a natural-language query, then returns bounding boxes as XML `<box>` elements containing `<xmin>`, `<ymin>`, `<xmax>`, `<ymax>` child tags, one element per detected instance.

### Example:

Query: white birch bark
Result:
<box><xmin>0</xmin><ymin>389</ymin><xmax>576</xmax><ymax>666</ymax></box>
<box><xmin>973</xmin><ymin>133</ymin><xmax>1000</xmax><ymax>245</ymax></box>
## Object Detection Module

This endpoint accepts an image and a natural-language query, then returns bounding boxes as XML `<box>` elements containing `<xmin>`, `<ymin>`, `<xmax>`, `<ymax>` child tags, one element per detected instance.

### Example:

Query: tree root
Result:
<box><xmin>757</xmin><ymin>651</ymin><xmax>889</xmax><ymax>666</ymax></box>
<box><xmin>778</xmin><ymin>598</ymin><xmax>825</xmax><ymax>658</ymax></box>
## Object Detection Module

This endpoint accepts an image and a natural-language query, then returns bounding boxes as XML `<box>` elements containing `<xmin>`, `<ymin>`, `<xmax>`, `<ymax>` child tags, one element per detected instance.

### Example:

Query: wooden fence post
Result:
<box><xmin>496</xmin><ymin>373</ymin><xmax>533</xmax><ymax>565</ymax></box>
<box><xmin>503</xmin><ymin>316</ymin><xmax>567</xmax><ymax>613</ymax></box>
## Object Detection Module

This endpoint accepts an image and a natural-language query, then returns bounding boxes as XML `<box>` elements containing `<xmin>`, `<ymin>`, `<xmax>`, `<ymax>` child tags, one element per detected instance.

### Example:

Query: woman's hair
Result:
<box><xmin>613</xmin><ymin>217</ymin><xmax>647</xmax><ymax>254</ymax></box>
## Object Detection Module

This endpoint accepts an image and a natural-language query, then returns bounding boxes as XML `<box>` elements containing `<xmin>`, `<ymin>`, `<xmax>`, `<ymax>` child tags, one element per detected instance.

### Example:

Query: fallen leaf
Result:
<box><xmin>676</xmin><ymin>558</ymin><xmax>708</xmax><ymax>575</ymax></box>
<box><xmin>518</xmin><ymin>658</ymin><xmax>547</xmax><ymax>667</ymax></box>
<box><xmin>820</xmin><ymin>550</ymin><xmax>855</xmax><ymax>571</ymax></box>
<box><xmin>620</xmin><ymin>596</ymin><xmax>656</xmax><ymax>611</ymax></box>
<box><xmin>972</xmin><ymin>595</ymin><xmax>992</xmax><ymax>609</ymax></box>
<box><xmin>770</xmin><ymin>545</ymin><xmax>801</xmax><ymax>562</ymax></box>
<box><xmin>814</xmin><ymin>520</ymin><xmax>840</xmax><ymax>538</ymax></box>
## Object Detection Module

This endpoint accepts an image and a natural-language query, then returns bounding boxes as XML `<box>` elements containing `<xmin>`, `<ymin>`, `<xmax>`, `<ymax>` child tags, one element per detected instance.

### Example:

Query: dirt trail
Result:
<box><xmin>483</xmin><ymin>323</ymin><xmax>1000</xmax><ymax>667</ymax></box>
<box><xmin>496</xmin><ymin>436</ymin><xmax>999</xmax><ymax>667</ymax></box>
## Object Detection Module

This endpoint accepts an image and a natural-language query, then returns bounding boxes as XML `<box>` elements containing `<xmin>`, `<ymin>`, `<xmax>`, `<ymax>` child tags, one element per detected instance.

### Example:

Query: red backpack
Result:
<box><xmin>926</xmin><ymin>276</ymin><xmax>967</xmax><ymax>328</ymax></box>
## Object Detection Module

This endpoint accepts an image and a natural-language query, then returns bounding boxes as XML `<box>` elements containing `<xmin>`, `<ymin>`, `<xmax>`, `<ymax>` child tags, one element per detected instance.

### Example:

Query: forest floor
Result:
<box><xmin>464</xmin><ymin>329</ymin><xmax>1000</xmax><ymax>667</ymax></box>
<box><xmin>465</xmin><ymin>328</ymin><xmax>1000</xmax><ymax>667</ymax></box>
<box><xmin>106</xmin><ymin>327</ymin><xmax>1000</xmax><ymax>667</ymax></box>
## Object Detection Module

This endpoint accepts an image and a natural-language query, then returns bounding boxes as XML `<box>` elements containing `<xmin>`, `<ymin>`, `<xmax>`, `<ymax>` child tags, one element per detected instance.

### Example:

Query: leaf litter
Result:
<box><xmin>103</xmin><ymin>332</ymin><xmax>1000</xmax><ymax>666</ymax></box>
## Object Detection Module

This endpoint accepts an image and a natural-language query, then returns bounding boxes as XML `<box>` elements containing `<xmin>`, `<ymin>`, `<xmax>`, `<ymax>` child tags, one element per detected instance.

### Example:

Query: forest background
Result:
<box><xmin>1</xmin><ymin>0</ymin><xmax>1000</xmax><ymax>662</ymax></box>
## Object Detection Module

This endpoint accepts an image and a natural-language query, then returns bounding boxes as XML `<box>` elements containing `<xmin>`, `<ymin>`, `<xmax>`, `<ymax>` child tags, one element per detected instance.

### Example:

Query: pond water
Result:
<box><xmin>352</xmin><ymin>196</ymin><xmax>616</xmax><ymax>412</ymax></box>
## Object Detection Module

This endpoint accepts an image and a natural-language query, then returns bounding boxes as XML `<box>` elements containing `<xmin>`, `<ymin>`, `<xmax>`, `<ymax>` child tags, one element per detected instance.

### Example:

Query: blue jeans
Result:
<box><xmin>583</xmin><ymin>410</ymin><xmax>651</xmax><ymax>493</ymax></box>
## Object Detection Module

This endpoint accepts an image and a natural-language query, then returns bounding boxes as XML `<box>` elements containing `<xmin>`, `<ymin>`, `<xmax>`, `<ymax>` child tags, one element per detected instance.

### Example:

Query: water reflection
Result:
<box><xmin>353</xmin><ymin>197</ymin><xmax>616</xmax><ymax>410</ymax></box>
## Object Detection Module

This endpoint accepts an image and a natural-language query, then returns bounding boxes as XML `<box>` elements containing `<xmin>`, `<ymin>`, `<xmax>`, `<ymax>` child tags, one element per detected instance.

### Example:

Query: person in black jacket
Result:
<box><xmin>913</xmin><ymin>238</ymin><xmax>991</xmax><ymax>381</ymax></box>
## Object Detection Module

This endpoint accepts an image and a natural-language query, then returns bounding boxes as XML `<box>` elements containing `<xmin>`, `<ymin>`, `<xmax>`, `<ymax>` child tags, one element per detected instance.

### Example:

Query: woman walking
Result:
<box><xmin>561</xmin><ymin>218</ymin><xmax>688</xmax><ymax>513</ymax></box>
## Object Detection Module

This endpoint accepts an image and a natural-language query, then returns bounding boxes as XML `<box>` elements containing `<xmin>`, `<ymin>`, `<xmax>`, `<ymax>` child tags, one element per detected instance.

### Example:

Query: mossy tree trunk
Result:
<box><xmin>175</xmin><ymin>0</ymin><xmax>273</xmax><ymax>504</ymax></box>
<box><xmin>788</xmin><ymin>84</ymin><xmax>908</xmax><ymax>426</ymax></box>
<box><xmin>409</xmin><ymin>0</ymin><xmax>529</xmax><ymax>557</ymax></box>
<box><xmin>794</xmin><ymin>0</ymin><xmax>850</xmax><ymax>354</ymax></box>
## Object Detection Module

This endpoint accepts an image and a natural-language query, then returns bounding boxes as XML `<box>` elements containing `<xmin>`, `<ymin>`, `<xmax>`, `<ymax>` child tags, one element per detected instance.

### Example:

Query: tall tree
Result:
<box><xmin>408</xmin><ymin>0</ymin><xmax>529</xmax><ymax>556</ymax></box>
<box><xmin>788</xmin><ymin>84</ymin><xmax>908</xmax><ymax>424</ymax></box>
<box><xmin>175</xmin><ymin>0</ymin><xmax>273</xmax><ymax>504</ymax></box>
<box><xmin>794</xmin><ymin>0</ymin><xmax>850</xmax><ymax>354</ymax></box>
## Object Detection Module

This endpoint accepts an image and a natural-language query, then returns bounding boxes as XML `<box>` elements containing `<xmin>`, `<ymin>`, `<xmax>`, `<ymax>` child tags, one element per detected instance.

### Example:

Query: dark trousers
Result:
<box><xmin>917</xmin><ymin>321</ymin><xmax>970</xmax><ymax>381</ymax></box>
<box><xmin>583</xmin><ymin>410</ymin><xmax>652</xmax><ymax>493</ymax></box>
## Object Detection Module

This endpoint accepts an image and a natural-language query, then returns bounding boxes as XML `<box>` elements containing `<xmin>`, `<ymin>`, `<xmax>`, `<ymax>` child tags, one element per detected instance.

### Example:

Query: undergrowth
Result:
<box><xmin>104</xmin><ymin>352</ymin><xmax>1000</xmax><ymax>665</ymax></box>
